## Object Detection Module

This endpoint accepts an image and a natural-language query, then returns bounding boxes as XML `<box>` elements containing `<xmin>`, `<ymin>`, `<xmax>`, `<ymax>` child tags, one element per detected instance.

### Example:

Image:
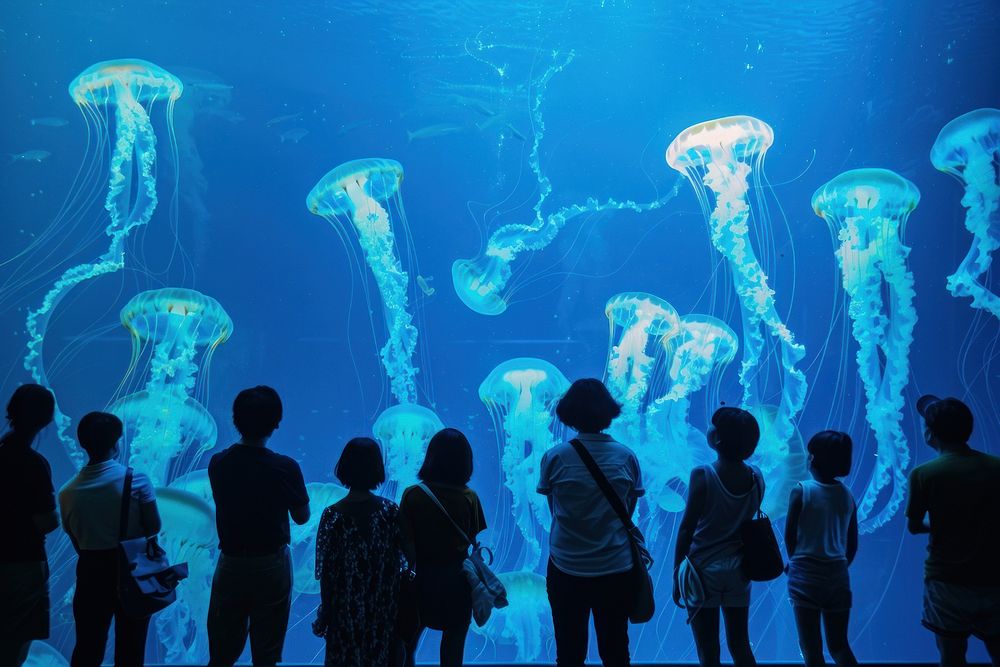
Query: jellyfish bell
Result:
<box><xmin>290</xmin><ymin>481</ymin><xmax>348</xmax><ymax>594</ymax></box>
<box><xmin>471</xmin><ymin>570</ymin><xmax>551</xmax><ymax>662</ymax></box>
<box><xmin>307</xmin><ymin>158</ymin><xmax>403</xmax><ymax>225</ymax></box>
<box><xmin>479</xmin><ymin>357</ymin><xmax>570</xmax><ymax>413</ymax></box>
<box><xmin>452</xmin><ymin>255</ymin><xmax>509</xmax><ymax>316</ymax></box>
<box><xmin>373</xmin><ymin>403</ymin><xmax>444</xmax><ymax>495</ymax></box>
<box><xmin>605</xmin><ymin>292</ymin><xmax>681</xmax><ymax>336</ymax></box>
<box><xmin>23</xmin><ymin>642</ymin><xmax>69</xmax><ymax>667</ymax></box>
<box><xmin>812</xmin><ymin>168</ymin><xmax>919</xmax><ymax>227</ymax></box>
<box><xmin>69</xmin><ymin>58</ymin><xmax>183</xmax><ymax>106</ymax></box>
<box><xmin>666</xmin><ymin>115</ymin><xmax>774</xmax><ymax>172</ymax></box>
<box><xmin>121</xmin><ymin>287</ymin><xmax>234</xmax><ymax>348</ymax></box>
<box><xmin>605</xmin><ymin>292</ymin><xmax>681</xmax><ymax>403</ymax></box>
<box><xmin>930</xmin><ymin>108</ymin><xmax>1000</xmax><ymax>177</ymax></box>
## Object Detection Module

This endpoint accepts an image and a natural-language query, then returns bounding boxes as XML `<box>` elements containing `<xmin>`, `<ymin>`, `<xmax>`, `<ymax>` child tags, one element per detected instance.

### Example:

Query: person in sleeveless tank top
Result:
<box><xmin>784</xmin><ymin>431</ymin><xmax>859</xmax><ymax>667</ymax></box>
<box><xmin>674</xmin><ymin>407</ymin><xmax>762</xmax><ymax>667</ymax></box>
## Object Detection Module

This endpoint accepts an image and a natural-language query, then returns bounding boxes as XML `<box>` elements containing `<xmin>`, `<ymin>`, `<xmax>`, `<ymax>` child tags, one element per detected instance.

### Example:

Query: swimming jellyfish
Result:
<box><xmin>930</xmin><ymin>108</ymin><xmax>1000</xmax><ymax>318</ymax></box>
<box><xmin>307</xmin><ymin>158</ymin><xmax>421</xmax><ymax>404</ymax></box>
<box><xmin>812</xmin><ymin>168</ymin><xmax>919</xmax><ymax>532</ymax></box>
<box><xmin>479</xmin><ymin>358</ymin><xmax>569</xmax><ymax>571</ymax></box>
<box><xmin>472</xmin><ymin>571</ymin><xmax>551</xmax><ymax>662</ymax></box>
<box><xmin>666</xmin><ymin>116</ymin><xmax>808</xmax><ymax>494</ymax></box>
<box><xmin>373</xmin><ymin>403</ymin><xmax>444</xmax><ymax>498</ymax></box>
<box><xmin>23</xmin><ymin>59</ymin><xmax>182</xmax><ymax>463</ymax></box>
<box><xmin>290</xmin><ymin>481</ymin><xmax>348</xmax><ymax>594</ymax></box>
<box><xmin>23</xmin><ymin>642</ymin><xmax>69</xmax><ymax>667</ymax></box>
<box><xmin>109</xmin><ymin>288</ymin><xmax>233</xmax><ymax>487</ymax></box>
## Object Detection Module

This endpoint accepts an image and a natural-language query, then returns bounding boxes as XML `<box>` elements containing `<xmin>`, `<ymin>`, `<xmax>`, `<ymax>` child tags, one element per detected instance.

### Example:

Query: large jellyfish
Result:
<box><xmin>666</xmin><ymin>116</ymin><xmax>808</xmax><ymax>491</ymax></box>
<box><xmin>451</xmin><ymin>52</ymin><xmax>679</xmax><ymax>316</ymax></box>
<box><xmin>289</xmin><ymin>481</ymin><xmax>348</xmax><ymax>594</ymax></box>
<box><xmin>472</xmin><ymin>571</ymin><xmax>551</xmax><ymax>662</ymax></box>
<box><xmin>373</xmin><ymin>403</ymin><xmax>444</xmax><ymax>497</ymax></box>
<box><xmin>307</xmin><ymin>158</ymin><xmax>421</xmax><ymax>404</ymax></box>
<box><xmin>812</xmin><ymin>168</ymin><xmax>919</xmax><ymax>532</ymax></box>
<box><xmin>479</xmin><ymin>358</ymin><xmax>569</xmax><ymax>571</ymax></box>
<box><xmin>930</xmin><ymin>108</ymin><xmax>1000</xmax><ymax>318</ymax></box>
<box><xmin>22</xmin><ymin>59</ymin><xmax>182</xmax><ymax>463</ymax></box>
<box><xmin>109</xmin><ymin>288</ymin><xmax>233</xmax><ymax>487</ymax></box>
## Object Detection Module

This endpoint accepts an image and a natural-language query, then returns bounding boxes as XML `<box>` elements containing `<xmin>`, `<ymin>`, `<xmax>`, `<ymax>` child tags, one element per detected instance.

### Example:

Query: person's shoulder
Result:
<box><xmin>270</xmin><ymin>450</ymin><xmax>303</xmax><ymax>471</ymax></box>
<box><xmin>208</xmin><ymin>444</ymin><xmax>237</xmax><ymax>468</ymax></box>
<box><xmin>462</xmin><ymin>485</ymin><xmax>482</xmax><ymax>503</ymax></box>
<box><xmin>543</xmin><ymin>442</ymin><xmax>572</xmax><ymax>460</ymax></box>
<box><xmin>399</xmin><ymin>484</ymin><xmax>423</xmax><ymax>505</ymax></box>
<box><xmin>378</xmin><ymin>496</ymin><xmax>400</xmax><ymax>514</ymax></box>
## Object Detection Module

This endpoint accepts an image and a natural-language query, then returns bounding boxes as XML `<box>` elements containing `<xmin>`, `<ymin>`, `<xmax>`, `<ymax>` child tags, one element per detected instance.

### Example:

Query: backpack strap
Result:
<box><xmin>416</xmin><ymin>483</ymin><xmax>474</xmax><ymax>548</ymax></box>
<box><xmin>119</xmin><ymin>467</ymin><xmax>133</xmax><ymax>542</ymax></box>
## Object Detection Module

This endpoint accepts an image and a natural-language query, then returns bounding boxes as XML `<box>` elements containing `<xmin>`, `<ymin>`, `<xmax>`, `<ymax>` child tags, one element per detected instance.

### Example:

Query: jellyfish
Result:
<box><xmin>108</xmin><ymin>288</ymin><xmax>232</xmax><ymax>487</ymax></box>
<box><xmin>18</xmin><ymin>60</ymin><xmax>182</xmax><ymax>464</ymax></box>
<box><xmin>666</xmin><ymin>116</ymin><xmax>808</xmax><ymax>489</ymax></box>
<box><xmin>23</xmin><ymin>642</ymin><xmax>69</xmax><ymax>667</ymax></box>
<box><xmin>471</xmin><ymin>571</ymin><xmax>551</xmax><ymax>662</ymax></box>
<box><xmin>930</xmin><ymin>108</ymin><xmax>1000</xmax><ymax>318</ymax></box>
<box><xmin>307</xmin><ymin>158</ymin><xmax>421</xmax><ymax>405</ymax></box>
<box><xmin>753</xmin><ymin>404</ymin><xmax>808</xmax><ymax>518</ymax></box>
<box><xmin>479</xmin><ymin>358</ymin><xmax>569</xmax><ymax>570</ymax></box>
<box><xmin>289</xmin><ymin>481</ymin><xmax>348</xmax><ymax>594</ymax></box>
<box><xmin>812</xmin><ymin>168</ymin><xmax>919</xmax><ymax>532</ymax></box>
<box><xmin>373</xmin><ymin>403</ymin><xmax>444</xmax><ymax>498</ymax></box>
<box><xmin>452</xmin><ymin>52</ymin><xmax>680</xmax><ymax>316</ymax></box>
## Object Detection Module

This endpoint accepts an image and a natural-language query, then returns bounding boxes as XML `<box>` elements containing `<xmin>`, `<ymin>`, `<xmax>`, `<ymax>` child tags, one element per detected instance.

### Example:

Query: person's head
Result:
<box><xmin>555</xmin><ymin>378</ymin><xmax>622</xmax><ymax>434</ymax></box>
<box><xmin>918</xmin><ymin>395</ymin><xmax>973</xmax><ymax>450</ymax></box>
<box><xmin>335</xmin><ymin>437</ymin><xmax>386</xmax><ymax>491</ymax></box>
<box><xmin>707</xmin><ymin>407</ymin><xmax>760</xmax><ymax>461</ymax></box>
<box><xmin>5</xmin><ymin>383</ymin><xmax>55</xmax><ymax>436</ymax></box>
<box><xmin>232</xmin><ymin>385</ymin><xmax>283</xmax><ymax>441</ymax></box>
<box><xmin>418</xmin><ymin>428</ymin><xmax>473</xmax><ymax>487</ymax></box>
<box><xmin>807</xmin><ymin>430</ymin><xmax>853</xmax><ymax>479</ymax></box>
<box><xmin>77</xmin><ymin>411</ymin><xmax>123</xmax><ymax>461</ymax></box>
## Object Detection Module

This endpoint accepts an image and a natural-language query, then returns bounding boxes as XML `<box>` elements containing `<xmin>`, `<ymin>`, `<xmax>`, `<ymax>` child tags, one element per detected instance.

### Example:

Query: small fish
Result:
<box><xmin>266</xmin><ymin>111</ymin><xmax>302</xmax><ymax>127</ymax></box>
<box><xmin>279</xmin><ymin>127</ymin><xmax>309</xmax><ymax>143</ymax></box>
<box><xmin>30</xmin><ymin>117</ymin><xmax>69</xmax><ymax>127</ymax></box>
<box><xmin>416</xmin><ymin>275</ymin><xmax>435</xmax><ymax>296</ymax></box>
<box><xmin>335</xmin><ymin>119</ymin><xmax>374</xmax><ymax>136</ymax></box>
<box><xmin>406</xmin><ymin>123</ymin><xmax>464</xmax><ymax>142</ymax></box>
<box><xmin>8</xmin><ymin>150</ymin><xmax>51</xmax><ymax>163</ymax></box>
<box><xmin>506</xmin><ymin>124</ymin><xmax>526</xmax><ymax>141</ymax></box>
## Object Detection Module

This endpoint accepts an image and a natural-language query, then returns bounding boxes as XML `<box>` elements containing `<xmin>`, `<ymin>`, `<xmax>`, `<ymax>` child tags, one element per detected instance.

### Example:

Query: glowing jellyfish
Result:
<box><xmin>666</xmin><ymin>116</ymin><xmax>807</xmax><ymax>489</ymax></box>
<box><xmin>373</xmin><ymin>403</ymin><xmax>444</xmax><ymax>497</ymax></box>
<box><xmin>812</xmin><ymin>168</ymin><xmax>919</xmax><ymax>532</ymax></box>
<box><xmin>472</xmin><ymin>571</ymin><xmax>551</xmax><ymax>662</ymax></box>
<box><xmin>109</xmin><ymin>288</ymin><xmax>232</xmax><ymax>487</ymax></box>
<box><xmin>307</xmin><ymin>158</ymin><xmax>421</xmax><ymax>404</ymax></box>
<box><xmin>289</xmin><ymin>481</ymin><xmax>348</xmax><ymax>595</ymax></box>
<box><xmin>23</xmin><ymin>59</ymin><xmax>182</xmax><ymax>463</ymax></box>
<box><xmin>930</xmin><ymin>108</ymin><xmax>1000</xmax><ymax>318</ymax></box>
<box><xmin>24</xmin><ymin>642</ymin><xmax>69</xmax><ymax>667</ymax></box>
<box><xmin>479</xmin><ymin>358</ymin><xmax>569</xmax><ymax>570</ymax></box>
<box><xmin>452</xmin><ymin>52</ymin><xmax>679</xmax><ymax>316</ymax></box>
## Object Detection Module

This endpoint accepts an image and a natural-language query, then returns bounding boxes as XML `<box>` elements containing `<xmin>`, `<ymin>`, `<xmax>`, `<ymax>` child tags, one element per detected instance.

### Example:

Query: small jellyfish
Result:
<box><xmin>752</xmin><ymin>404</ymin><xmax>808</xmax><ymax>518</ymax></box>
<box><xmin>472</xmin><ymin>571</ymin><xmax>551</xmax><ymax>662</ymax></box>
<box><xmin>372</xmin><ymin>403</ymin><xmax>444</xmax><ymax>498</ymax></box>
<box><xmin>479</xmin><ymin>358</ymin><xmax>569</xmax><ymax>570</ymax></box>
<box><xmin>812</xmin><ymin>168</ymin><xmax>919</xmax><ymax>532</ymax></box>
<box><xmin>23</xmin><ymin>642</ymin><xmax>69</xmax><ymax>667</ymax></box>
<box><xmin>930</xmin><ymin>108</ymin><xmax>1000</xmax><ymax>318</ymax></box>
<box><xmin>289</xmin><ymin>481</ymin><xmax>348</xmax><ymax>594</ymax></box>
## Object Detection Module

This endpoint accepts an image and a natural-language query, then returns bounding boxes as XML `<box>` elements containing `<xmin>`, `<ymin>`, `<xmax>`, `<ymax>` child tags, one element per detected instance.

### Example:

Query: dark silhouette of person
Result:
<box><xmin>207</xmin><ymin>386</ymin><xmax>310</xmax><ymax>667</ymax></box>
<box><xmin>312</xmin><ymin>437</ymin><xmax>406</xmax><ymax>667</ymax></box>
<box><xmin>785</xmin><ymin>431</ymin><xmax>859</xmax><ymax>667</ymax></box>
<box><xmin>538</xmin><ymin>378</ymin><xmax>643</xmax><ymax>667</ymax></box>
<box><xmin>0</xmin><ymin>384</ymin><xmax>58</xmax><ymax>667</ymax></box>
<box><xmin>674</xmin><ymin>407</ymin><xmax>762</xmax><ymax>667</ymax></box>
<box><xmin>399</xmin><ymin>428</ymin><xmax>486</xmax><ymax>667</ymax></box>
<box><xmin>906</xmin><ymin>395</ymin><xmax>1000</xmax><ymax>667</ymax></box>
<box><xmin>59</xmin><ymin>411</ymin><xmax>162</xmax><ymax>667</ymax></box>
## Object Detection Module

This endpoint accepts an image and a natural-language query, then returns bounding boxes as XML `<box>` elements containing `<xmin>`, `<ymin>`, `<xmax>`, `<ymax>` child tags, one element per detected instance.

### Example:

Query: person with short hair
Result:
<box><xmin>0</xmin><ymin>384</ymin><xmax>58</xmax><ymax>667</ymax></box>
<box><xmin>312</xmin><ymin>437</ymin><xmax>406</xmax><ymax>666</ymax></box>
<box><xmin>906</xmin><ymin>395</ymin><xmax>1000</xmax><ymax>667</ymax></box>
<box><xmin>59</xmin><ymin>411</ymin><xmax>162</xmax><ymax>667</ymax></box>
<box><xmin>399</xmin><ymin>428</ymin><xmax>486</xmax><ymax>667</ymax></box>
<box><xmin>207</xmin><ymin>386</ymin><xmax>310</xmax><ymax>667</ymax></box>
<box><xmin>538</xmin><ymin>378</ymin><xmax>643</xmax><ymax>667</ymax></box>
<box><xmin>785</xmin><ymin>431</ymin><xmax>859</xmax><ymax>667</ymax></box>
<box><xmin>674</xmin><ymin>406</ymin><xmax>763</xmax><ymax>667</ymax></box>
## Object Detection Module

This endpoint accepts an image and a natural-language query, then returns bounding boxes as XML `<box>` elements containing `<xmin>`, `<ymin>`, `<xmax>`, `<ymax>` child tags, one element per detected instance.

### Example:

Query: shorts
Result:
<box><xmin>692</xmin><ymin>554</ymin><xmax>750</xmax><ymax>608</ymax></box>
<box><xmin>787</xmin><ymin>558</ymin><xmax>852</xmax><ymax>611</ymax></box>
<box><xmin>923</xmin><ymin>579</ymin><xmax>1000</xmax><ymax>640</ymax></box>
<box><xmin>0</xmin><ymin>561</ymin><xmax>50</xmax><ymax>641</ymax></box>
<box><xmin>416</xmin><ymin>561</ymin><xmax>472</xmax><ymax>631</ymax></box>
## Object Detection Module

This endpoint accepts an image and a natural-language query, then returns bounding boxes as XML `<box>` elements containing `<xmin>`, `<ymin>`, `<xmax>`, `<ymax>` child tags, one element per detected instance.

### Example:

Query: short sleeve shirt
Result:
<box><xmin>537</xmin><ymin>433</ymin><xmax>644</xmax><ymax>576</ymax></box>
<box><xmin>0</xmin><ymin>441</ymin><xmax>55</xmax><ymax>562</ymax></box>
<box><xmin>399</xmin><ymin>483</ymin><xmax>486</xmax><ymax>566</ymax></box>
<box><xmin>59</xmin><ymin>460</ymin><xmax>157</xmax><ymax>551</ymax></box>
<box><xmin>209</xmin><ymin>444</ymin><xmax>309</xmax><ymax>556</ymax></box>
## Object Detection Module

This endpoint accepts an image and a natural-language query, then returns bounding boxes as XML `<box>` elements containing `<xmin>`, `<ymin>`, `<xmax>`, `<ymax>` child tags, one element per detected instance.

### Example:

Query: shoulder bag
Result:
<box><xmin>739</xmin><ymin>469</ymin><xmax>784</xmax><ymax>581</ymax></box>
<box><xmin>569</xmin><ymin>438</ymin><xmax>655</xmax><ymax>623</ymax></box>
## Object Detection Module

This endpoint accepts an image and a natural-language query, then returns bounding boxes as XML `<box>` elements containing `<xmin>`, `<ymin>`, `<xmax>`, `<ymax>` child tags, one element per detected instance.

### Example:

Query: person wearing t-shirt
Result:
<box><xmin>0</xmin><ymin>384</ymin><xmax>57</xmax><ymax>667</ymax></box>
<box><xmin>207</xmin><ymin>386</ymin><xmax>309</xmax><ymax>667</ymax></box>
<box><xmin>59</xmin><ymin>411</ymin><xmax>162</xmax><ymax>667</ymax></box>
<box><xmin>906</xmin><ymin>395</ymin><xmax>1000</xmax><ymax>666</ymax></box>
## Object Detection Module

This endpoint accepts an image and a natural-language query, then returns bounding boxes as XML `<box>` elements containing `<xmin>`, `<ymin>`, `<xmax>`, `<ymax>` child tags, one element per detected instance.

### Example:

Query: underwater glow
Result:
<box><xmin>372</xmin><ymin>402</ymin><xmax>444</xmax><ymax>496</ymax></box>
<box><xmin>930</xmin><ymin>108</ymin><xmax>1000</xmax><ymax>319</ymax></box>
<box><xmin>23</xmin><ymin>59</ymin><xmax>182</xmax><ymax>464</ymax></box>
<box><xmin>812</xmin><ymin>168</ymin><xmax>919</xmax><ymax>533</ymax></box>
<box><xmin>290</xmin><ymin>481</ymin><xmax>348</xmax><ymax>594</ymax></box>
<box><xmin>479</xmin><ymin>358</ymin><xmax>569</xmax><ymax>571</ymax></box>
<box><xmin>472</xmin><ymin>571</ymin><xmax>551</xmax><ymax>662</ymax></box>
<box><xmin>23</xmin><ymin>642</ymin><xmax>69</xmax><ymax>667</ymax></box>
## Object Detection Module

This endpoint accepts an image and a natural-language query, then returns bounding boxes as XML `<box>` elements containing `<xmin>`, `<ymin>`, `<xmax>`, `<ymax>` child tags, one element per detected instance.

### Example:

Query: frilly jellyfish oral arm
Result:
<box><xmin>947</xmin><ymin>153</ymin><xmax>1000</xmax><ymax>317</ymax></box>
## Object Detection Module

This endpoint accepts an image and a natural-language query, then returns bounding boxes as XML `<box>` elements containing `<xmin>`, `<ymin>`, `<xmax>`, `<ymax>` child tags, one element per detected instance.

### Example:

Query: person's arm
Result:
<box><xmin>784</xmin><ymin>483</ymin><xmax>803</xmax><ymax>559</ymax></box>
<box><xmin>140</xmin><ymin>501</ymin><xmax>162</xmax><ymax>537</ymax></box>
<box><xmin>537</xmin><ymin>451</ymin><xmax>555</xmax><ymax>516</ymax></box>
<box><xmin>286</xmin><ymin>459</ymin><xmax>311</xmax><ymax>526</ymax></box>
<box><xmin>290</xmin><ymin>502</ymin><xmax>311</xmax><ymax>526</ymax></box>
<box><xmin>846</xmin><ymin>505</ymin><xmax>859</xmax><ymax>565</ymax></box>
<box><xmin>673</xmin><ymin>467</ymin><xmax>706</xmax><ymax>607</ymax></box>
<box><xmin>313</xmin><ymin>509</ymin><xmax>333</xmax><ymax>637</ymax></box>
<box><xmin>30</xmin><ymin>457</ymin><xmax>59</xmax><ymax>534</ymax></box>
<box><xmin>905</xmin><ymin>469</ymin><xmax>930</xmax><ymax>535</ymax></box>
<box><xmin>32</xmin><ymin>509</ymin><xmax>60</xmax><ymax>534</ymax></box>
<box><xmin>628</xmin><ymin>453</ymin><xmax>645</xmax><ymax>517</ymax></box>
<box><xmin>398</xmin><ymin>491</ymin><xmax>416</xmax><ymax>564</ymax></box>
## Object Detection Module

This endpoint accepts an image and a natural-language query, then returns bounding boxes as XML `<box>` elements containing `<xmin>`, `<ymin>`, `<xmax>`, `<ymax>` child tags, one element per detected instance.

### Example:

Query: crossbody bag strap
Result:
<box><xmin>569</xmin><ymin>439</ymin><xmax>634</xmax><ymax>530</ymax></box>
<box><xmin>417</xmin><ymin>483</ymin><xmax>474</xmax><ymax>548</ymax></box>
<box><xmin>119</xmin><ymin>467</ymin><xmax>133</xmax><ymax>542</ymax></box>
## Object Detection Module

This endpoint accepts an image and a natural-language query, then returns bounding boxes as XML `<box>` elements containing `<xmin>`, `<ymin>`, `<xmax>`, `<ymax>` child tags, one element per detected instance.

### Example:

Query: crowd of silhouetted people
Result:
<box><xmin>1</xmin><ymin>378</ymin><xmax>998</xmax><ymax>667</ymax></box>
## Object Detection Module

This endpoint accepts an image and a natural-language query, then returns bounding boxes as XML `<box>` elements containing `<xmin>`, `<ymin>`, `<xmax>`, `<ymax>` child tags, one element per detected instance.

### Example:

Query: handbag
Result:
<box><xmin>117</xmin><ymin>468</ymin><xmax>189</xmax><ymax>618</ymax></box>
<box><xmin>416</xmin><ymin>484</ymin><xmax>508</xmax><ymax>627</ymax></box>
<box><xmin>739</xmin><ymin>470</ymin><xmax>784</xmax><ymax>582</ymax></box>
<box><xmin>569</xmin><ymin>439</ymin><xmax>655</xmax><ymax>624</ymax></box>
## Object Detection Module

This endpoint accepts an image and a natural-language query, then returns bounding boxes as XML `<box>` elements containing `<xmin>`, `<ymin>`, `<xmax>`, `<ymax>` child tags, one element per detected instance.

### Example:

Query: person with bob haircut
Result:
<box><xmin>538</xmin><ymin>378</ymin><xmax>644</xmax><ymax>666</ymax></box>
<box><xmin>59</xmin><ymin>411</ymin><xmax>162</xmax><ymax>667</ymax></box>
<box><xmin>312</xmin><ymin>437</ymin><xmax>406</xmax><ymax>667</ymax></box>
<box><xmin>674</xmin><ymin>406</ymin><xmax>763</xmax><ymax>667</ymax></box>
<box><xmin>0</xmin><ymin>385</ymin><xmax>58</xmax><ymax>667</ymax></box>
<box><xmin>399</xmin><ymin>428</ymin><xmax>486</xmax><ymax>667</ymax></box>
<box><xmin>784</xmin><ymin>430</ymin><xmax>859</xmax><ymax>667</ymax></box>
<box><xmin>207</xmin><ymin>386</ymin><xmax>310</xmax><ymax>667</ymax></box>
<box><xmin>906</xmin><ymin>395</ymin><xmax>1000</xmax><ymax>666</ymax></box>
